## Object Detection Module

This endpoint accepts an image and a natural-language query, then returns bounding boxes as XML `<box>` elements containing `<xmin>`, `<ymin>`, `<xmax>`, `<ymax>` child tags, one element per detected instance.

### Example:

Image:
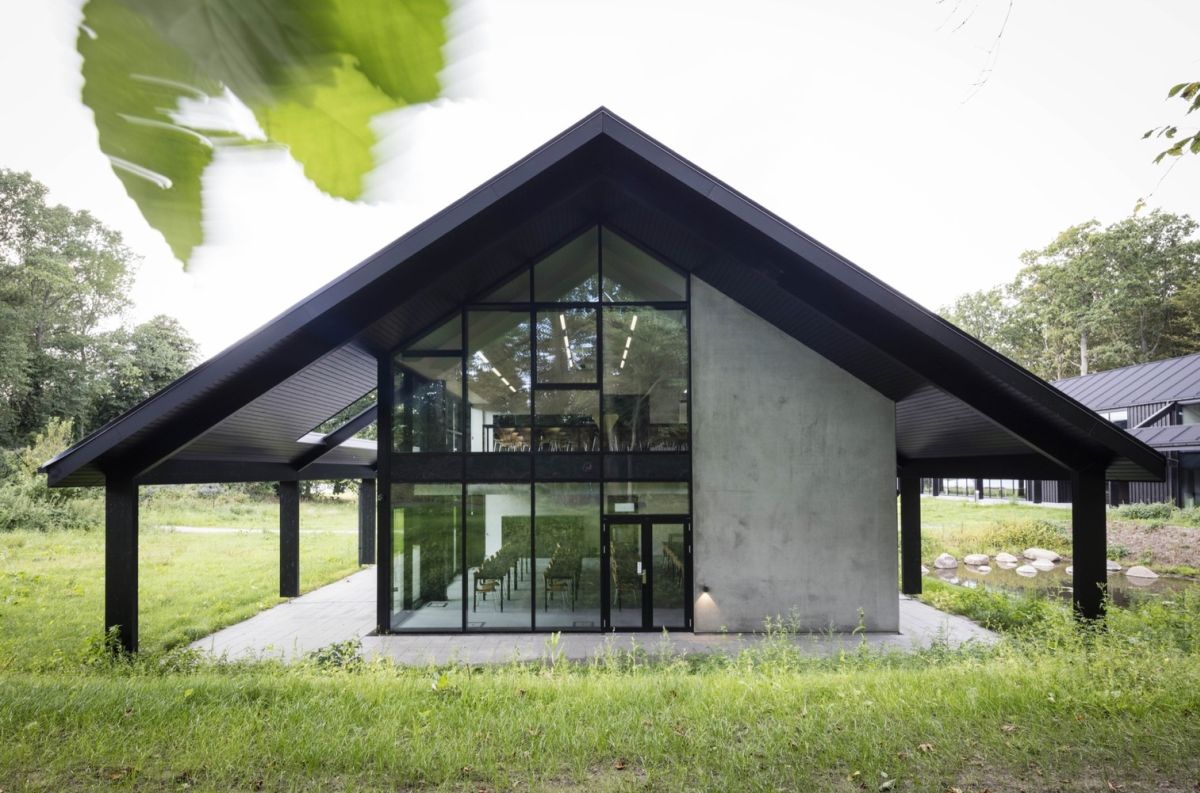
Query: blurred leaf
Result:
<box><xmin>1167</xmin><ymin>82</ymin><xmax>1188</xmax><ymax>98</ymax></box>
<box><xmin>78</xmin><ymin>0</ymin><xmax>449</xmax><ymax>266</ymax></box>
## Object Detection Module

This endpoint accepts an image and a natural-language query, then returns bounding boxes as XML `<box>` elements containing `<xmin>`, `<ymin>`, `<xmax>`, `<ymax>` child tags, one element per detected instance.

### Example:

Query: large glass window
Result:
<box><xmin>391</xmin><ymin>483</ymin><xmax>462</xmax><ymax>630</ymax></box>
<box><xmin>534</xmin><ymin>228</ymin><xmax>599</xmax><ymax>302</ymax></box>
<box><xmin>605</xmin><ymin>482</ymin><xmax>689</xmax><ymax>515</ymax></box>
<box><xmin>406</xmin><ymin>316</ymin><xmax>461</xmax><ymax>351</ymax></box>
<box><xmin>601</xmin><ymin>229</ymin><xmax>687</xmax><ymax>302</ymax></box>
<box><xmin>534</xmin><ymin>390</ymin><xmax>601</xmax><ymax>452</ymax></box>
<box><xmin>536</xmin><ymin>309</ymin><xmax>597</xmax><ymax>384</ymax></box>
<box><xmin>394</xmin><ymin>357</ymin><xmax>462</xmax><ymax>453</ymax></box>
<box><xmin>602</xmin><ymin>307</ymin><xmax>689</xmax><ymax>452</ymax></box>
<box><xmin>535</xmin><ymin>482</ymin><xmax>602</xmax><ymax>629</ymax></box>
<box><xmin>466</xmin><ymin>483</ymin><xmax>532</xmax><ymax>629</ymax></box>
<box><xmin>467</xmin><ymin>311</ymin><xmax>531</xmax><ymax>452</ymax></box>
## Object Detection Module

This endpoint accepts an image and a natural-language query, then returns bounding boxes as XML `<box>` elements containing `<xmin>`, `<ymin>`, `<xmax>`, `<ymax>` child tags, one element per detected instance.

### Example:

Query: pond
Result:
<box><xmin>926</xmin><ymin>558</ymin><xmax>1200</xmax><ymax>607</ymax></box>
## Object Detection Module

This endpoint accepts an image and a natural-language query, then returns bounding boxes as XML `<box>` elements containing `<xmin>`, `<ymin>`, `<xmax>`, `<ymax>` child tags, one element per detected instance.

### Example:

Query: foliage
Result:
<box><xmin>0</xmin><ymin>171</ymin><xmax>200</xmax><ymax>450</ymax></box>
<box><xmin>942</xmin><ymin>210</ymin><xmax>1200</xmax><ymax>379</ymax></box>
<box><xmin>918</xmin><ymin>577</ymin><xmax>1056</xmax><ymax>633</ymax></box>
<box><xmin>1144</xmin><ymin>81</ymin><xmax>1200</xmax><ymax>163</ymax></box>
<box><xmin>0</xmin><ymin>420</ymin><xmax>100</xmax><ymax>532</ymax></box>
<box><xmin>78</xmin><ymin>0</ymin><xmax>450</xmax><ymax>263</ymax></box>
<box><xmin>1115</xmin><ymin>501</ymin><xmax>1176</xmax><ymax>521</ymax></box>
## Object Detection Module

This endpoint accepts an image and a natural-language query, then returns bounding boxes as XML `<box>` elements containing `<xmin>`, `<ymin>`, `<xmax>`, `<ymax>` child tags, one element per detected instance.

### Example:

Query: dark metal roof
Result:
<box><xmin>1128</xmin><ymin>424</ymin><xmax>1200</xmax><ymax>453</ymax></box>
<box><xmin>1054</xmin><ymin>353</ymin><xmax>1200</xmax><ymax>411</ymax></box>
<box><xmin>40</xmin><ymin>108</ymin><xmax>1165</xmax><ymax>487</ymax></box>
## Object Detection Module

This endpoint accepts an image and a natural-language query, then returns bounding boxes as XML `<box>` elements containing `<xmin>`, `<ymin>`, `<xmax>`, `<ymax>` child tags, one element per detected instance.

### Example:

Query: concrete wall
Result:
<box><xmin>690</xmin><ymin>277</ymin><xmax>898</xmax><ymax>632</ymax></box>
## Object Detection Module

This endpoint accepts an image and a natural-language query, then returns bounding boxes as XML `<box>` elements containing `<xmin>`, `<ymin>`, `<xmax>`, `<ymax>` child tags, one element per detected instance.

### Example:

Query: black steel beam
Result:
<box><xmin>899</xmin><ymin>476</ymin><xmax>922</xmax><ymax>596</ymax></box>
<box><xmin>358</xmin><ymin>479</ymin><xmax>376</xmax><ymax>565</ymax></box>
<box><xmin>292</xmin><ymin>403</ymin><xmax>379</xmax><ymax>472</ymax></box>
<box><xmin>1071</xmin><ymin>466</ymin><xmax>1108</xmax><ymax>622</ymax></box>
<box><xmin>1134</xmin><ymin>401</ymin><xmax>1178</xmax><ymax>429</ymax></box>
<box><xmin>279</xmin><ymin>480</ymin><xmax>300</xmax><ymax>598</ymax></box>
<box><xmin>376</xmin><ymin>354</ymin><xmax>394</xmax><ymax>634</ymax></box>
<box><xmin>105</xmin><ymin>477</ymin><xmax>139</xmax><ymax>653</ymax></box>
<box><xmin>896</xmin><ymin>454</ymin><xmax>1070</xmax><ymax>479</ymax></box>
<box><xmin>135</xmin><ymin>461</ymin><xmax>374</xmax><ymax>486</ymax></box>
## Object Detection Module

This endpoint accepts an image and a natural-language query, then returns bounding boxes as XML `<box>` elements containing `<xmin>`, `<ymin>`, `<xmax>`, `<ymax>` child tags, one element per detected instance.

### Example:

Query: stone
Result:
<box><xmin>1031</xmin><ymin>558</ymin><xmax>1056</xmax><ymax>572</ymax></box>
<box><xmin>921</xmin><ymin>565</ymin><xmax>929</xmax><ymax>575</ymax></box>
<box><xmin>963</xmin><ymin>553</ymin><xmax>989</xmax><ymax>566</ymax></box>
<box><xmin>1023</xmin><ymin>548</ymin><xmax>1061</xmax><ymax>562</ymax></box>
<box><xmin>933</xmin><ymin>553</ymin><xmax>958</xmax><ymax>569</ymax></box>
<box><xmin>995</xmin><ymin>552</ymin><xmax>1019</xmax><ymax>564</ymax></box>
<box><xmin>1065</xmin><ymin>566</ymin><xmax>1073</xmax><ymax>575</ymax></box>
<box><xmin>1015</xmin><ymin>564</ymin><xmax>1038</xmax><ymax>577</ymax></box>
<box><xmin>976</xmin><ymin>565</ymin><xmax>991</xmax><ymax>573</ymax></box>
<box><xmin>1106</xmin><ymin>560</ymin><xmax>1122</xmax><ymax>572</ymax></box>
<box><xmin>1125</xmin><ymin>565</ymin><xmax>1159</xmax><ymax>579</ymax></box>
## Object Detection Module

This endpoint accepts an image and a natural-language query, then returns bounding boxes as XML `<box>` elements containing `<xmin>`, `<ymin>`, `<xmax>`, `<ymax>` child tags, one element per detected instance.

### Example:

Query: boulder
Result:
<box><xmin>963</xmin><ymin>553</ymin><xmax>989</xmax><ymax>566</ymax></box>
<box><xmin>921</xmin><ymin>565</ymin><xmax>929</xmax><ymax>575</ymax></box>
<box><xmin>1031</xmin><ymin>558</ymin><xmax>1056</xmax><ymax>572</ymax></box>
<box><xmin>1125</xmin><ymin>565</ymin><xmax>1159</xmax><ymax>579</ymax></box>
<box><xmin>1106</xmin><ymin>560</ymin><xmax>1122</xmax><ymax>572</ymax></box>
<box><xmin>976</xmin><ymin>565</ymin><xmax>992</xmax><ymax>573</ymax></box>
<box><xmin>1015</xmin><ymin>564</ymin><xmax>1038</xmax><ymax>577</ymax></box>
<box><xmin>1023</xmin><ymin>548</ymin><xmax>1062</xmax><ymax>562</ymax></box>
<box><xmin>933</xmin><ymin>553</ymin><xmax>958</xmax><ymax>569</ymax></box>
<box><xmin>995</xmin><ymin>552</ymin><xmax>1020</xmax><ymax>564</ymax></box>
<box><xmin>1065</xmin><ymin>566</ymin><xmax>1073</xmax><ymax>575</ymax></box>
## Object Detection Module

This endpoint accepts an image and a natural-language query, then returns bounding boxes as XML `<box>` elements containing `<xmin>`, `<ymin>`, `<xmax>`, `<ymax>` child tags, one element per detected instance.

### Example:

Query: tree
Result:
<box><xmin>89</xmin><ymin>315</ymin><xmax>198</xmax><ymax>428</ymax></box>
<box><xmin>942</xmin><ymin>211</ymin><xmax>1200</xmax><ymax>380</ymax></box>
<box><xmin>1144</xmin><ymin>81</ymin><xmax>1200</xmax><ymax>163</ymax></box>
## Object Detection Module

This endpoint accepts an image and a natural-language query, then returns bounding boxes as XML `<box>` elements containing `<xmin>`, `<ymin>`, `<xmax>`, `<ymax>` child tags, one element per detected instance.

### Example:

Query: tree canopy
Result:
<box><xmin>0</xmin><ymin>170</ymin><xmax>198</xmax><ymax>449</ymax></box>
<box><xmin>942</xmin><ymin>210</ymin><xmax>1200</xmax><ymax>381</ymax></box>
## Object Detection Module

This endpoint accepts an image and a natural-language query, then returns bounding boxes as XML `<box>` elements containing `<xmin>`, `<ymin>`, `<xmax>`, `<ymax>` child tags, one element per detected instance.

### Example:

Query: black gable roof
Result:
<box><xmin>41</xmin><ymin>108</ymin><xmax>1164</xmax><ymax>487</ymax></box>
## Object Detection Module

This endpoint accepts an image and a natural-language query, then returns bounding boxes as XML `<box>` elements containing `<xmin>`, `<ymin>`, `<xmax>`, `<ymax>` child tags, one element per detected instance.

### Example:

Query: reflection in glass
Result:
<box><xmin>535</xmin><ymin>482</ymin><xmax>601</xmax><ymax>629</ymax></box>
<box><xmin>602</xmin><ymin>307</ymin><xmax>689</xmax><ymax>452</ymax></box>
<box><xmin>536</xmin><ymin>309</ymin><xmax>596</xmax><ymax>384</ymax></box>
<box><xmin>391</xmin><ymin>483</ymin><xmax>462</xmax><ymax>630</ymax></box>
<box><xmin>608</xmin><ymin>521</ymin><xmax>643</xmax><ymax>628</ymax></box>
<box><xmin>651</xmin><ymin>522</ymin><xmax>687</xmax><ymax>627</ymax></box>
<box><xmin>601</xmin><ymin>229</ymin><xmax>687</xmax><ymax>302</ymax></box>
<box><xmin>534</xmin><ymin>228</ymin><xmax>599</xmax><ymax>302</ymax></box>
<box><xmin>466</xmin><ymin>484</ymin><xmax>532</xmax><ymax>629</ymax></box>
<box><xmin>604</xmin><ymin>482</ymin><xmax>689</xmax><ymax>514</ymax></box>
<box><xmin>467</xmin><ymin>311</ymin><xmax>531</xmax><ymax>452</ymax></box>
<box><xmin>393</xmin><ymin>356</ymin><xmax>462</xmax><ymax>453</ymax></box>
<box><xmin>534</xmin><ymin>390</ymin><xmax>600</xmax><ymax>452</ymax></box>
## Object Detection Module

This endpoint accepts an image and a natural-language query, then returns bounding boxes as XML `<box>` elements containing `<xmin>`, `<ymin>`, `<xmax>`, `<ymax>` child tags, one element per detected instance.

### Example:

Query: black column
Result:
<box><xmin>931</xmin><ymin>478</ymin><xmax>941</xmax><ymax>497</ymax></box>
<box><xmin>1032</xmin><ymin>479</ymin><xmax>1043</xmax><ymax>504</ymax></box>
<box><xmin>900</xmin><ymin>476</ymin><xmax>922</xmax><ymax>595</ymax></box>
<box><xmin>279</xmin><ymin>480</ymin><xmax>300</xmax><ymax>597</ymax></box>
<box><xmin>358</xmin><ymin>479</ymin><xmax>376</xmax><ymax>565</ymax></box>
<box><xmin>376</xmin><ymin>353</ymin><xmax>394</xmax><ymax>634</ymax></box>
<box><xmin>105</xmin><ymin>478</ymin><xmax>139</xmax><ymax>653</ymax></box>
<box><xmin>974</xmin><ymin>478</ymin><xmax>984</xmax><ymax>500</ymax></box>
<box><xmin>1071</xmin><ymin>466</ymin><xmax>1107</xmax><ymax>622</ymax></box>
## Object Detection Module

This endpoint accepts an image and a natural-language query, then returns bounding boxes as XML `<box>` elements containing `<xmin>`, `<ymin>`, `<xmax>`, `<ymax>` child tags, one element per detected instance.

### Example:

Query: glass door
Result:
<box><xmin>602</xmin><ymin>517</ymin><xmax>690</xmax><ymax>630</ymax></box>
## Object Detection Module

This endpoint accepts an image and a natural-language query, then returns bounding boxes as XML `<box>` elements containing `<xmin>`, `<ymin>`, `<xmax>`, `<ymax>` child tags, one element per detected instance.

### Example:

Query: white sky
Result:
<box><xmin>0</xmin><ymin>0</ymin><xmax>1197</xmax><ymax>359</ymax></box>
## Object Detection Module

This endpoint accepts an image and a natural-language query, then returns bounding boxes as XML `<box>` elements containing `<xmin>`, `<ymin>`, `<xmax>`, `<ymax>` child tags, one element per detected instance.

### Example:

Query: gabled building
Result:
<box><xmin>40</xmin><ymin>109</ymin><xmax>1164</xmax><ymax>652</ymax></box>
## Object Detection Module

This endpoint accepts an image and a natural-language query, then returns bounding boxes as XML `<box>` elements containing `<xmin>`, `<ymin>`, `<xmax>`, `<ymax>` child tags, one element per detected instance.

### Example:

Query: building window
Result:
<box><xmin>393</xmin><ymin>357</ymin><xmax>462</xmax><ymax>453</ymax></box>
<box><xmin>1099</xmin><ymin>409</ymin><xmax>1129</xmax><ymax>429</ymax></box>
<box><xmin>468</xmin><ymin>311</ymin><xmax>531</xmax><ymax>452</ymax></box>
<box><xmin>391</xmin><ymin>483</ymin><xmax>462</xmax><ymax>630</ymax></box>
<box><xmin>602</xmin><ymin>307</ymin><xmax>689</xmax><ymax>452</ymax></box>
<box><xmin>466</xmin><ymin>483</ymin><xmax>532</xmax><ymax>629</ymax></box>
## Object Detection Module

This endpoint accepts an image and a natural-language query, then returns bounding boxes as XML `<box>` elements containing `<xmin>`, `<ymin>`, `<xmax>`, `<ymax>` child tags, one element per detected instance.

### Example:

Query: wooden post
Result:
<box><xmin>279</xmin><ymin>480</ymin><xmax>300</xmax><ymax>597</ymax></box>
<box><xmin>358</xmin><ymin>479</ymin><xmax>376</xmax><ymax>565</ymax></box>
<box><xmin>1071</xmin><ymin>466</ymin><xmax>1107</xmax><ymax>622</ymax></box>
<box><xmin>105</xmin><ymin>478</ymin><xmax>139</xmax><ymax>653</ymax></box>
<box><xmin>900</xmin><ymin>476</ymin><xmax>922</xmax><ymax>595</ymax></box>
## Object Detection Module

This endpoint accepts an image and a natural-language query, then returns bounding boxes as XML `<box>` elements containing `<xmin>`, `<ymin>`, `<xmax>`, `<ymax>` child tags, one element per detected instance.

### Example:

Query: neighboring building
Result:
<box><xmin>39</xmin><ymin>109</ymin><xmax>1163</xmax><ymax>652</ymax></box>
<box><xmin>1053</xmin><ymin>354</ymin><xmax>1200</xmax><ymax>508</ymax></box>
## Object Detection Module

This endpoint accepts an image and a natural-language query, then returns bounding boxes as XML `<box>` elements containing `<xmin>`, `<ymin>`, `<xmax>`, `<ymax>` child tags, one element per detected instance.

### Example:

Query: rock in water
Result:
<box><xmin>1065</xmin><ymin>566</ymin><xmax>1073</xmax><ymax>575</ymax></box>
<box><xmin>1015</xmin><ymin>564</ymin><xmax>1038</xmax><ymax>577</ymax></box>
<box><xmin>1106</xmin><ymin>560</ymin><xmax>1122</xmax><ymax>572</ymax></box>
<box><xmin>1023</xmin><ymin>548</ymin><xmax>1061</xmax><ymax>562</ymax></box>
<box><xmin>1031</xmin><ymin>558</ymin><xmax>1056</xmax><ymax>572</ymax></box>
<box><xmin>977</xmin><ymin>565</ymin><xmax>992</xmax><ymax>573</ymax></box>
<box><xmin>933</xmin><ymin>553</ymin><xmax>958</xmax><ymax>569</ymax></box>
<box><xmin>1125</xmin><ymin>565</ymin><xmax>1159</xmax><ymax>579</ymax></box>
<box><xmin>995</xmin><ymin>552</ymin><xmax>1019</xmax><ymax>564</ymax></box>
<box><xmin>963</xmin><ymin>553</ymin><xmax>989</xmax><ymax>566</ymax></box>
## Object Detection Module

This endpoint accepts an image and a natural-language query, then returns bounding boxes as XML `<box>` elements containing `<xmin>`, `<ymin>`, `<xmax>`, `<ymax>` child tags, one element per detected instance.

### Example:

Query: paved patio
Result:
<box><xmin>190</xmin><ymin>568</ymin><xmax>996</xmax><ymax>664</ymax></box>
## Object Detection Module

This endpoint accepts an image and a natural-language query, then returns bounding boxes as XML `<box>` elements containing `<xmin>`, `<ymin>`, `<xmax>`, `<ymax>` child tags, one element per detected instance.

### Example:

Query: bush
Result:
<box><xmin>1115</xmin><ymin>501</ymin><xmax>1176</xmax><ymax>521</ymax></box>
<box><xmin>987</xmin><ymin>519</ymin><xmax>1070</xmax><ymax>556</ymax></box>
<box><xmin>0</xmin><ymin>419</ymin><xmax>100</xmax><ymax>532</ymax></box>
<box><xmin>919</xmin><ymin>578</ymin><xmax>1056</xmax><ymax>633</ymax></box>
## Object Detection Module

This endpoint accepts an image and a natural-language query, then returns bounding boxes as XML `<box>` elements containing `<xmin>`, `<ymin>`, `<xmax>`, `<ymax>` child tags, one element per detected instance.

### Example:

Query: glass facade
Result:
<box><xmin>384</xmin><ymin>226</ymin><xmax>691</xmax><ymax>632</ymax></box>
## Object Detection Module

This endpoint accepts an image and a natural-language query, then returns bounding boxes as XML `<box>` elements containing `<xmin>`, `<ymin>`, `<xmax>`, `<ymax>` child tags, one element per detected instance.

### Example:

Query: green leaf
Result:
<box><xmin>78</xmin><ymin>0</ymin><xmax>449</xmax><ymax>266</ymax></box>
<box><xmin>1190</xmin><ymin>135</ymin><xmax>1200</xmax><ymax>155</ymax></box>
<box><xmin>1167</xmin><ymin>82</ymin><xmax>1188</xmax><ymax>98</ymax></box>
<box><xmin>255</xmin><ymin>56</ymin><xmax>399</xmax><ymax>200</ymax></box>
<box><xmin>79</xmin><ymin>0</ymin><xmax>218</xmax><ymax>263</ymax></box>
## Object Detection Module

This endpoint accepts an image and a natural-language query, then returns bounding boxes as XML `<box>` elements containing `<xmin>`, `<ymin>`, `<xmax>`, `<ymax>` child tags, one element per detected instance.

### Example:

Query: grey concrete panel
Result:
<box><xmin>689</xmin><ymin>277</ymin><xmax>898</xmax><ymax>632</ymax></box>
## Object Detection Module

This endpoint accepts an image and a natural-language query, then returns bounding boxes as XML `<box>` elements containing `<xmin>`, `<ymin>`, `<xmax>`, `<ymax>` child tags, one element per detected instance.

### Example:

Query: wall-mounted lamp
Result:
<box><xmin>700</xmin><ymin>585</ymin><xmax>710</xmax><ymax>594</ymax></box>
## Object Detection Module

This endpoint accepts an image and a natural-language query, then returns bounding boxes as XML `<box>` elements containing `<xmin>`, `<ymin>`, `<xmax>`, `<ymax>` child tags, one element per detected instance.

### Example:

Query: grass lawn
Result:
<box><xmin>2</xmin><ymin>498</ymin><xmax>1200</xmax><ymax>790</ymax></box>
<box><xmin>139</xmin><ymin>489</ymin><xmax>360</xmax><ymax>531</ymax></box>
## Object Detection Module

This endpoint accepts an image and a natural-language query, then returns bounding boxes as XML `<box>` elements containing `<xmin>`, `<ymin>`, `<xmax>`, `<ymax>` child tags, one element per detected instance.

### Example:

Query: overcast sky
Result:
<box><xmin>1</xmin><ymin>0</ymin><xmax>1197</xmax><ymax>358</ymax></box>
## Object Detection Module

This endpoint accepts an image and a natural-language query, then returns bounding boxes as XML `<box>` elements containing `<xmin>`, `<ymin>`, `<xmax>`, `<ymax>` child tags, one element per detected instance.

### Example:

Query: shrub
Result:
<box><xmin>987</xmin><ymin>519</ymin><xmax>1070</xmax><ymax>556</ymax></box>
<box><xmin>1115</xmin><ymin>501</ymin><xmax>1176</xmax><ymax>521</ymax></box>
<box><xmin>0</xmin><ymin>419</ymin><xmax>100</xmax><ymax>532</ymax></box>
<box><xmin>919</xmin><ymin>578</ymin><xmax>1056</xmax><ymax>633</ymax></box>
